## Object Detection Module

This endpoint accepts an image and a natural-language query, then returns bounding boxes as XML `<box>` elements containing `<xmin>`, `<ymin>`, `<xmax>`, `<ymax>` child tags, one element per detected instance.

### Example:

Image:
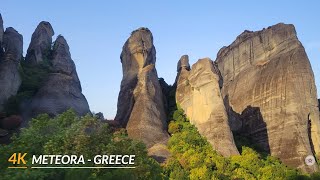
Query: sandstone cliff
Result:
<box><xmin>0</xmin><ymin>21</ymin><xmax>23</xmax><ymax>112</ymax></box>
<box><xmin>176</xmin><ymin>55</ymin><xmax>239</xmax><ymax>157</ymax></box>
<box><xmin>29</xmin><ymin>35</ymin><xmax>90</xmax><ymax>117</ymax></box>
<box><xmin>25</xmin><ymin>21</ymin><xmax>54</xmax><ymax>64</ymax></box>
<box><xmin>115</xmin><ymin>28</ymin><xmax>170</xmax><ymax>162</ymax></box>
<box><xmin>216</xmin><ymin>23</ymin><xmax>320</xmax><ymax>172</ymax></box>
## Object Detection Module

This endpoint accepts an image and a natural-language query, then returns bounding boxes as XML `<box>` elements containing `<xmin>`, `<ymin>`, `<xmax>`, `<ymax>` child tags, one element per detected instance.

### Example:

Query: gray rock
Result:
<box><xmin>216</xmin><ymin>23</ymin><xmax>320</xmax><ymax>173</ymax></box>
<box><xmin>2</xmin><ymin>28</ymin><xmax>23</xmax><ymax>61</ymax></box>
<box><xmin>0</xmin><ymin>27</ymin><xmax>23</xmax><ymax>111</ymax></box>
<box><xmin>176</xmin><ymin>56</ymin><xmax>239</xmax><ymax>157</ymax></box>
<box><xmin>25</xmin><ymin>21</ymin><xmax>54</xmax><ymax>64</ymax></box>
<box><xmin>0</xmin><ymin>13</ymin><xmax>3</xmax><ymax>48</ymax></box>
<box><xmin>29</xmin><ymin>35</ymin><xmax>90</xmax><ymax>117</ymax></box>
<box><xmin>115</xmin><ymin>28</ymin><xmax>170</xmax><ymax>161</ymax></box>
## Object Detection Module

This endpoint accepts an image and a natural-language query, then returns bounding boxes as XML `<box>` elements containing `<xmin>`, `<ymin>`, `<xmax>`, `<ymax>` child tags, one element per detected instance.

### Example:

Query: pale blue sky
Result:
<box><xmin>1</xmin><ymin>1</ymin><xmax>319</xmax><ymax>119</ymax></box>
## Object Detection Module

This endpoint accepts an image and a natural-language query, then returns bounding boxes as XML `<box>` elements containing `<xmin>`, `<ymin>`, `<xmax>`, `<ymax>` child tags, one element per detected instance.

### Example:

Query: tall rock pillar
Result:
<box><xmin>115</xmin><ymin>28</ymin><xmax>170</xmax><ymax>161</ymax></box>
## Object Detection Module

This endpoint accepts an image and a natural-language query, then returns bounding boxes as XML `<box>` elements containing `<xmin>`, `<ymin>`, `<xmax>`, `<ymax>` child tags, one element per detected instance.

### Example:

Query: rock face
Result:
<box><xmin>115</xmin><ymin>28</ymin><xmax>170</xmax><ymax>161</ymax></box>
<box><xmin>26</xmin><ymin>21</ymin><xmax>54</xmax><ymax>64</ymax></box>
<box><xmin>0</xmin><ymin>26</ymin><xmax>23</xmax><ymax>111</ymax></box>
<box><xmin>216</xmin><ymin>23</ymin><xmax>320</xmax><ymax>172</ymax></box>
<box><xmin>29</xmin><ymin>35</ymin><xmax>90</xmax><ymax>117</ymax></box>
<box><xmin>0</xmin><ymin>14</ymin><xmax>3</xmax><ymax>49</ymax></box>
<box><xmin>176</xmin><ymin>55</ymin><xmax>239</xmax><ymax>157</ymax></box>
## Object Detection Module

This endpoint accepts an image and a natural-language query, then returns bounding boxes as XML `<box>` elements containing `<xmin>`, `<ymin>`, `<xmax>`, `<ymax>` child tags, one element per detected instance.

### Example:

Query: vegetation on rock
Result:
<box><xmin>3</xmin><ymin>51</ymin><xmax>52</xmax><ymax>115</ymax></box>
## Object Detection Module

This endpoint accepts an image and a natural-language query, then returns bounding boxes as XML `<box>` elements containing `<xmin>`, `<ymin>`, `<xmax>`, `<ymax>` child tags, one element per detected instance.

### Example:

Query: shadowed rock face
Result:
<box><xmin>26</xmin><ymin>21</ymin><xmax>54</xmax><ymax>64</ymax></box>
<box><xmin>115</xmin><ymin>28</ymin><xmax>170</xmax><ymax>161</ymax></box>
<box><xmin>29</xmin><ymin>35</ymin><xmax>90</xmax><ymax>117</ymax></box>
<box><xmin>176</xmin><ymin>56</ymin><xmax>239</xmax><ymax>157</ymax></box>
<box><xmin>216</xmin><ymin>23</ymin><xmax>320</xmax><ymax>172</ymax></box>
<box><xmin>0</xmin><ymin>14</ymin><xmax>3</xmax><ymax>49</ymax></box>
<box><xmin>0</xmin><ymin>27</ymin><xmax>23</xmax><ymax>111</ymax></box>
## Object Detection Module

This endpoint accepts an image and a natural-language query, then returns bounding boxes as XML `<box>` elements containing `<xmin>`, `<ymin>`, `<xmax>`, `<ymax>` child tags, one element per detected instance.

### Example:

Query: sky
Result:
<box><xmin>1</xmin><ymin>1</ymin><xmax>320</xmax><ymax>119</ymax></box>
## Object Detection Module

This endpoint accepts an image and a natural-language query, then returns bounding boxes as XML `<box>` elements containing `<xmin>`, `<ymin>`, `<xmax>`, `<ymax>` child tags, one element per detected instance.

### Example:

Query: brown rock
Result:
<box><xmin>25</xmin><ymin>21</ymin><xmax>54</xmax><ymax>64</ymax></box>
<box><xmin>216</xmin><ymin>23</ymin><xmax>320</xmax><ymax>172</ymax></box>
<box><xmin>176</xmin><ymin>56</ymin><xmax>239</xmax><ymax>157</ymax></box>
<box><xmin>0</xmin><ymin>115</ymin><xmax>22</xmax><ymax>130</ymax></box>
<box><xmin>115</xmin><ymin>28</ymin><xmax>170</xmax><ymax>160</ymax></box>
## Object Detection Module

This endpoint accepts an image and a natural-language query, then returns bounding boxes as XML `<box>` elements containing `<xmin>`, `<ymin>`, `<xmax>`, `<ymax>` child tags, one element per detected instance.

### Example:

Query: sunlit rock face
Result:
<box><xmin>175</xmin><ymin>55</ymin><xmax>239</xmax><ymax>157</ymax></box>
<box><xmin>115</xmin><ymin>28</ymin><xmax>170</xmax><ymax>162</ymax></box>
<box><xmin>216</xmin><ymin>23</ymin><xmax>320</xmax><ymax>173</ymax></box>
<box><xmin>0</xmin><ymin>24</ymin><xmax>23</xmax><ymax>112</ymax></box>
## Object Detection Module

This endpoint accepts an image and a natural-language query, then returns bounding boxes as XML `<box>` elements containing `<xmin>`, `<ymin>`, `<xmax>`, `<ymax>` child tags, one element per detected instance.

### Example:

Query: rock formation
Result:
<box><xmin>29</xmin><ymin>35</ymin><xmax>90</xmax><ymax>117</ymax></box>
<box><xmin>115</xmin><ymin>28</ymin><xmax>170</xmax><ymax>162</ymax></box>
<box><xmin>25</xmin><ymin>21</ymin><xmax>54</xmax><ymax>64</ymax></box>
<box><xmin>175</xmin><ymin>55</ymin><xmax>239</xmax><ymax>157</ymax></box>
<box><xmin>216</xmin><ymin>23</ymin><xmax>320</xmax><ymax>172</ymax></box>
<box><xmin>0</xmin><ymin>24</ymin><xmax>23</xmax><ymax>111</ymax></box>
<box><xmin>0</xmin><ymin>14</ymin><xmax>3</xmax><ymax>51</ymax></box>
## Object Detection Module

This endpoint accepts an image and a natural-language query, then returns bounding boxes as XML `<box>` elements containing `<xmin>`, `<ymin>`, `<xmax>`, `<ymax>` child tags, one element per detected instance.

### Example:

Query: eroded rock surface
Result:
<box><xmin>176</xmin><ymin>55</ymin><xmax>239</xmax><ymax>157</ymax></box>
<box><xmin>26</xmin><ymin>21</ymin><xmax>54</xmax><ymax>64</ymax></box>
<box><xmin>115</xmin><ymin>28</ymin><xmax>170</xmax><ymax>161</ymax></box>
<box><xmin>0</xmin><ymin>26</ymin><xmax>23</xmax><ymax>111</ymax></box>
<box><xmin>216</xmin><ymin>23</ymin><xmax>320</xmax><ymax>172</ymax></box>
<box><xmin>29</xmin><ymin>35</ymin><xmax>90</xmax><ymax>117</ymax></box>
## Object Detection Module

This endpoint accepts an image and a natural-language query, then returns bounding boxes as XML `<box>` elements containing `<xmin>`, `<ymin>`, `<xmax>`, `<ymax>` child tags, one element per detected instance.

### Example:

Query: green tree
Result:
<box><xmin>0</xmin><ymin>110</ymin><xmax>163</xmax><ymax>180</ymax></box>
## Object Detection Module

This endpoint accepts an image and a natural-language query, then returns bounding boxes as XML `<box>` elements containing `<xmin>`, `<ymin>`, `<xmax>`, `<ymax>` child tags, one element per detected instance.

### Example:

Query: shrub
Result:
<box><xmin>164</xmin><ymin>107</ymin><xmax>312</xmax><ymax>179</ymax></box>
<box><xmin>0</xmin><ymin>110</ymin><xmax>163</xmax><ymax>179</ymax></box>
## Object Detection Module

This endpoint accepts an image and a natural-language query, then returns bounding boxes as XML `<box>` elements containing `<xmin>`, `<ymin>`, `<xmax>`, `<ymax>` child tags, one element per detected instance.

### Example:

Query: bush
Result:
<box><xmin>0</xmin><ymin>110</ymin><xmax>163</xmax><ymax>180</ymax></box>
<box><xmin>163</xmin><ymin>107</ymin><xmax>312</xmax><ymax>179</ymax></box>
